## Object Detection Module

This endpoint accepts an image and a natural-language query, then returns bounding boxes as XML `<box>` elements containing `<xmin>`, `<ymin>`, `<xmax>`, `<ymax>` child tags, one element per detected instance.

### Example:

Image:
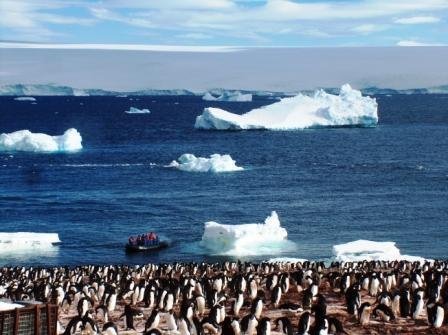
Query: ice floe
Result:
<box><xmin>14</xmin><ymin>96</ymin><xmax>36</xmax><ymax>101</ymax></box>
<box><xmin>125</xmin><ymin>107</ymin><xmax>151</xmax><ymax>114</ymax></box>
<box><xmin>333</xmin><ymin>240</ymin><xmax>428</xmax><ymax>262</ymax></box>
<box><xmin>202</xmin><ymin>91</ymin><xmax>252</xmax><ymax>102</ymax></box>
<box><xmin>0</xmin><ymin>233</ymin><xmax>61</xmax><ymax>252</ymax></box>
<box><xmin>168</xmin><ymin>154</ymin><xmax>243</xmax><ymax>173</ymax></box>
<box><xmin>0</xmin><ymin>128</ymin><xmax>82</xmax><ymax>152</ymax></box>
<box><xmin>195</xmin><ymin>84</ymin><xmax>378</xmax><ymax>130</ymax></box>
<box><xmin>201</xmin><ymin>211</ymin><xmax>296</xmax><ymax>256</ymax></box>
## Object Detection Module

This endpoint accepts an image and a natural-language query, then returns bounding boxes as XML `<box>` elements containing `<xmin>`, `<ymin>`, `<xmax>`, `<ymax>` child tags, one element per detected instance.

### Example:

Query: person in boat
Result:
<box><xmin>128</xmin><ymin>236</ymin><xmax>136</xmax><ymax>246</ymax></box>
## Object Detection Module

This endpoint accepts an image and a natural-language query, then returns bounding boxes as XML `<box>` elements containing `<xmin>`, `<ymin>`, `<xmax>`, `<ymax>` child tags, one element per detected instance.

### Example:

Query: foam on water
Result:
<box><xmin>0</xmin><ymin>233</ymin><xmax>61</xmax><ymax>252</ymax></box>
<box><xmin>0</xmin><ymin>128</ymin><xmax>82</xmax><ymax>152</ymax></box>
<box><xmin>201</xmin><ymin>211</ymin><xmax>296</xmax><ymax>256</ymax></box>
<box><xmin>195</xmin><ymin>84</ymin><xmax>378</xmax><ymax>130</ymax></box>
<box><xmin>202</xmin><ymin>91</ymin><xmax>252</xmax><ymax>102</ymax></box>
<box><xmin>333</xmin><ymin>240</ymin><xmax>428</xmax><ymax>262</ymax></box>
<box><xmin>168</xmin><ymin>153</ymin><xmax>243</xmax><ymax>173</ymax></box>
<box><xmin>125</xmin><ymin>107</ymin><xmax>151</xmax><ymax>114</ymax></box>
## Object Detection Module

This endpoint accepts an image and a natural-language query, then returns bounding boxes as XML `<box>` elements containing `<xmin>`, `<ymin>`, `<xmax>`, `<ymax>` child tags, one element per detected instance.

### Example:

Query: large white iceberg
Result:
<box><xmin>201</xmin><ymin>211</ymin><xmax>295</xmax><ymax>256</ymax></box>
<box><xmin>0</xmin><ymin>232</ymin><xmax>61</xmax><ymax>252</ymax></box>
<box><xmin>195</xmin><ymin>84</ymin><xmax>378</xmax><ymax>130</ymax></box>
<box><xmin>125</xmin><ymin>106</ymin><xmax>151</xmax><ymax>114</ymax></box>
<box><xmin>202</xmin><ymin>91</ymin><xmax>253</xmax><ymax>102</ymax></box>
<box><xmin>333</xmin><ymin>240</ymin><xmax>428</xmax><ymax>262</ymax></box>
<box><xmin>0</xmin><ymin>128</ymin><xmax>82</xmax><ymax>152</ymax></box>
<box><xmin>168</xmin><ymin>153</ymin><xmax>243</xmax><ymax>173</ymax></box>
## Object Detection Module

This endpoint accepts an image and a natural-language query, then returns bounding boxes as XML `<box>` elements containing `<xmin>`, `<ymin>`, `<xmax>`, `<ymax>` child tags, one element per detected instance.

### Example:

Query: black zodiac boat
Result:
<box><xmin>125</xmin><ymin>232</ymin><xmax>168</xmax><ymax>252</ymax></box>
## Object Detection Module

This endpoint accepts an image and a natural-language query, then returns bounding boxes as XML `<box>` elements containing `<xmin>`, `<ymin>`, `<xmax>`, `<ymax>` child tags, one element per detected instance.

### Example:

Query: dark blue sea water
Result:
<box><xmin>0</xmin><ymin>94</ymin><xmax>447</xmax><ymax>266</ymax></box>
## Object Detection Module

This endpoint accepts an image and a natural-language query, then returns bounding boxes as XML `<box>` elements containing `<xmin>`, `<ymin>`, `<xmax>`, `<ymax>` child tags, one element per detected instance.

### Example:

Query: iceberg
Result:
<box><xmin>202</xmin><ymin>91</ymin><xmax>253</xmax><ymax>102</ymax></box>
<box><xmin>168</xmin><ymin>153</ymin><xmax>243</xmax><ymax>173</ymax></box>
<box><xmin>201</xmin><ymin>211</ymin><xmax>295</xmax><ymax>256</ymax></box>
<box><xmin>14</xmin><ymin>96</ymin><xmax>36</xmax><ymax>101</ymax></box>
<box><xmin>0</xmin><ymin>232</ymin><xmax>61</xmax><ymax>252</ymax></box>
<box><xmin>195</xmin><ymin>84</ymin><xmax>378</xmax><ymax>130</ymax></box>
<box><xmin>125</xmin><ymin>106</ymin><xmax>151</xmax><ymax>114</ymax></box>
<box><xmin>0</xmin><ymin>128</ymin><xmax>82</xmax><ymax>153</ymax></box>
<box><xmin>333</xmin><ymin>240</ymin><xmax>428</xmax><ymax>262</ymax></box>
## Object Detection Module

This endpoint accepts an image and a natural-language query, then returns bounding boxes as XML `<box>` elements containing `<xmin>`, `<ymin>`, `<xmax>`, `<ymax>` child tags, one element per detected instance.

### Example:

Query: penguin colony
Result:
<box><xmin>1</xmin><ymin>260</ymin><xmax>447</xmax><ymax>335</ymax></box>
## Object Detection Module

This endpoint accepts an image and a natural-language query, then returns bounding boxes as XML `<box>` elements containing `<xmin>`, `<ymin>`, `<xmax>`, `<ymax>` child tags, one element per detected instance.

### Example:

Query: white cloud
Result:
<box><xmin>352</xmin><ymin>24</ymin><xmax>389</xmax><ymax>34</ymax></box>
<box><xmin>397</xmin><ymin>40</ymin><xmax>445</xmax><ymax>46</ymax></box>
<box><xmin>395</xmin><ymin>16</ymin><xmax>441</xmax><ymax>24</ymax></box>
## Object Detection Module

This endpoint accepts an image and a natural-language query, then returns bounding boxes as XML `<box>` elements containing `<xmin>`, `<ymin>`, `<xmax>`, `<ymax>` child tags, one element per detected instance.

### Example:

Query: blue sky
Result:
<box><xmin>0</xmin><ymin>0</ymin><xmax>447</xmax><ymax>47</ymax></box>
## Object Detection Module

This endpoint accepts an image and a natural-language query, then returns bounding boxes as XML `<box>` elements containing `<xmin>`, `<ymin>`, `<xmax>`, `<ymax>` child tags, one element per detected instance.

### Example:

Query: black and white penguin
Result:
<box><xmin>271</xmin><ymin>285</ymin><xmax>282</xmax><ymax>308</ymax></box>
<box><xmin>145</xmin><ymin>308</ymin><xmax>161</xmax><ymax>332</ymax></box>
<box><xmin>121</xmin><ymin>304</ymin><xmax>142</xmax><ymax>330</ymax></box>
<box><xmin>241</xmin><ymin>313</ymin><xmax>258</xmax><ymax>335</ymax></box>
<box><xmin>427</xmin><ymin>301</ymin><xmax>445</xmax><ymax>328</ymax></box>
<box><xmin>201</xmin><ymin>316</ymin><xmax>220</xmax><ymax>335</ymax></box>
<box><xmin>275</xmin><ymin>316</ymin><xmax>293</xmax><ymax>335</ymax></box>
<box><xmin>297</xmin><ymin>311</ymin><xmax>311</xmax><ymax>335</ymax></box>
<box><xmin>144</xmin><ymin>329</ymin><xmax>162</xmax><ymax>335</ymax></box>
<box><xmin>222</xmin><ymin>316</ymin><xmax>237</xmax><ymax>335</ymax></box>
<box><xmin>102</xmin><ymin>321</ymin><xmax>118</xmax><ymax>335</ymax></box>
<box><xmin>327</xmin><ymin>316</ymin><xmax>347</xmax><ymax>334</ymax></box>
<box><xmin>278</xmin><ymin>302</ymin><xmax>303</xmax><ymax>314</ymax></box>
<box><xmin>391</xmin><ymin>291</ymin><xmax>400</xmax><ymax>317</ymax></box>
<box><xmin>95</xmin><ymin>304</ymin><xmax>109</xmax><ymax>323</ymax></box>
<box><xmin>411</xmin><ymin>288</ymin><xmax>424</xmax><ymax>319</ymax></box>
<box><xmin>251</xmin><ymin>297</ymin><xmax>264</xmax><ymax>319</ymax></box>
<box><xmin>358</xmin><ymin>302</ymin><xmax>371</xmax><ymax>326</ymax></box>
<box><xmin>313</xmin><ymin>317</ymin><xmax>329</xmax><ymax>335</ymax></box>
<box><xmin>373</xmin><ymin>303</ymin><xmax>395</xmax><ymax>322</ymax></box>
<box><xmin>302</xmin><ymin>289</ymin><xmax>313</xmax><ymax>310</ymax></box>
<box><xmin>256</xmin><ymin>317</ymin><xmax>271</xmax><ymax>335</ymax></box>
<box><xmin>165</xmin><ymin>309</ymin><xmax>178</xmax><ymax>331</ymax></box>
<box><xmin>399</xmin><ymin>288</ymin><xmax>411</xmax><ymax>318</ymax></box>
<box><xmin>233</xmin><ymin>290</ymin><xmax>244</xmax><ymax>316</ymax></box>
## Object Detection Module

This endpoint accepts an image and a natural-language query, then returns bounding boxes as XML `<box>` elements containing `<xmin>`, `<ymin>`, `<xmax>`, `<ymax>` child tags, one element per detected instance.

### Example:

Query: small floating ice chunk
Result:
<box><xmin>125</xmin><ymin>107</ymin><xmax>151</xmax><ymax>114</ymax></box>
<box><xmin>333</xmin><ymin>240</ymin><xmax>428</xmax><ymax>262</ymax></box>
<box><xmin>195</xmin><ymin>84</ymin><xmax>378</xmax><ymax>130</ymax></box>
<box><xmin>0</xmin><ymin>128</ymin><xmax>82</xmax><ymax>152</ymax></box>
<box><xmin>0</xmin><ymin>232</ymin><xmax>61</xmax><ymax>252</ymax></box>
<box><xmin>14</xmin><ymin>96</ymin><xmax>36</xmax><ymax>101</ymax></box>
<box><xmin>202</xmin><ymin>91</ymin><xmax>252</xmax><ymax>102</ymax></box>
<box><xmin>201</xmin><ymin>211</ymin><xmax>295</xmax><ymax>256</ymax></box>
<box><xmin>168</xmin><ymin>153</ymin><xmax>243</xmax><ymax>173</ymax></box>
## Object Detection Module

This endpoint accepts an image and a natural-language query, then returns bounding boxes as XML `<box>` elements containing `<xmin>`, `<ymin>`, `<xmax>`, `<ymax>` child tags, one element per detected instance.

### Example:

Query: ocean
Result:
<box><xmin>0</xmin><ymin>94</ymin><xmax>447</xmax><ymax>266</ymax></box>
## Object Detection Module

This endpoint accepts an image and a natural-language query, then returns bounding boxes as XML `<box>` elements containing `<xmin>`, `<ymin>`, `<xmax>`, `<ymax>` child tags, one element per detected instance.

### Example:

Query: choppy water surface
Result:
<box><xmin>0</xmin><ymin>94</ymin><xmax>447</xmax><ymax>266</ymax></box>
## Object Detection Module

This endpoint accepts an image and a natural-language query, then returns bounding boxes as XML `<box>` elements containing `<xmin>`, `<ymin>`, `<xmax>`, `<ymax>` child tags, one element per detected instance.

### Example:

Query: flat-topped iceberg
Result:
<box><xmin>125</xmin><ymin>106</ymin><xmax>151</xmax><ymax>114</ymax></box>
<box><xmin>202</xmin><ymin>91</ymin><xmax>252</xmax><ymax>102</ymax></box>
<box><xmin>201</xmin><ymin>211</ymin><xmax>295</xmax><ymax>256</ymax></box>
<box><xmin>0</xmin><ymin>128</ymin><xmax>82</xmax><ymax>152</ymax></box>
<box><xmin>0</xmin><ymin>233</ymin><xmax>60</xmax><ymax>252</ymax></box>
<box><xmin>195</xmin><ymin>84</ymin><xmax>378</xmax><ymax>130</ymax></box>
<box><xmin>333</xmin><ymin>240</ymin><xmax>427</xmax><ymax>262</ymax></box>
<box><xmin>168</xmin><ymin>153</ymin><xmax>243</xmax><ymax>173</ymax></box>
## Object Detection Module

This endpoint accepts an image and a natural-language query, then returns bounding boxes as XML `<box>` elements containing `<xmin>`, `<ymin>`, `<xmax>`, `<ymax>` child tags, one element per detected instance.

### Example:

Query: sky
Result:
<box><xmin>0</xmin><ymin>0</ymin><xmax>447</xmax><ymax>47</ymax></box>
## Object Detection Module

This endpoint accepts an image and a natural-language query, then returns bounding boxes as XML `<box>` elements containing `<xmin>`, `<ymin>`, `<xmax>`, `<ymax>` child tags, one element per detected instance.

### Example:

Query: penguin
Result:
<box><xmin>251</xmin><ymin>297</ymin><xmax>263</xmax><ymax>319</ymax></box>
<box><xmin>411</xmin><ymin>288</ymin><xmax>424</xmax><ymax>319</ymax></box>
<box><xmin>201</xmin><ymin>316</ymin><xmax>220</xmax><ymax>335</ymax></box>
<box><xmin>313</xmin><ymin>317</ymin><xmax>329</xmax><ymax>335</ymax></box>
<box><xmin>177</xmin><ymin>317</ymin><xmax>191</xmax><ymax>335</ymax></box>
<box><xmin>373</xmin><ymin>303</ymin><xmax>395</xmax><ymax>322</ymax></box>
<box><xmin>278</xmin><ymin>302</ymin><xmax>303</xmax><ymax>314</ymax></box>
<box><xmin>275</xmin><ymin>317</ymin><xmax>293</xmax><ymax>335</ymax></box>
<box><xmin>195</xmin><ymin>293</ymin><xmax>206</xmax><ymax>316</ymax></box>
<box><xmin>256</xmin><ymin>317</ymin><xmax>271</xmax><ymax>335</ymax></box>
<box><xmin>165</xmin><ymin>309</ymin><xmax>178</xmax><ymax>331</ymax></box>
<box><xmin>358</xmin><ymin>302</ymin><xmax>371</xmax><ymax>326</ymax></box>
<box><xmin>106</xmin><ymin>287</ymin><xmax>117</xmax><ymax>312</ymax></box>
<box><xmin>145</xmin><ymin>308</ymin><xmax>161</xmax><ymax>332</ymax></box>
<box><xmin>222</xmin><ymin>316</ymin><xmax>237</xmax><ymax>335</ymax></box>
<box><xmin>95</xmin><ymin>304</ymin><xmax>109</xmax><ymax>323</ymax></box>
<box><xmin>327</xmin><ymin>317</ymin><xmax>347</xmax><ymax>334</ymax></box>
<box><xmin>241</xmin><ymin>313</ymin><xmax>258</xmax><ymax>335</ymax></box>
<box><xmin>399</xmin><ymin>288</ymin><xmax>411</xmax><ymax>318</ymax></box>
<box><xmin>377</xmin><ymin>291</ymin><xmax>392</xmax><ymax>306</ymax></box>
<box><xmin>102</xmin><ymin>322</ymin><xmax>118</xmax><ymax>335</ymax></box>
<box><xmin>427</xmin><ymin>301</ymin><xmax>445</xmax><ymax>328</ymax></box>
<box><xmin>120</xmin><ymin>304</ymin><xmax>142</xmax><ymax>330</ymax></box>
<box><xmin>391</xmin><ymin>291</ymin><xmax>400</xmax><ymax>317</ymax></box>
<box><xmin>297</xmin><ymin>311</ymin><xmax>311</xmax><ymax>335</ymax></box>
<box><xmin>302</xmin><ymin>289</ymin><xmax>313</xmax><ymax>310</ymax></box>
<box><xmin>271</xmin><ymin>285</ymin><xmax>282</xmax><ymax>308</ymax></box>
<box><xmin>233</xmin><ymin>290</ymin><xmax>244</xmax><ymax>316</ymax></box>
<box><xmin>145</xmin><ymin>329</ymin><xmax>162</xmax><ymax>335</ymax></box>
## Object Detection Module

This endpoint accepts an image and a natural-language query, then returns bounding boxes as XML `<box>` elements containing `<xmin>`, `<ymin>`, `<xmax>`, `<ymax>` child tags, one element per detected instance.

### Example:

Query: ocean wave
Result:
<box><xmin>0</xmin><ymin>128</ymin><xmax>82</xmax><ymax>153</ymax></box>
<box><xmin>333</xmin><ymin>240</ymin><xmax>428</xmax><ymax>262</ymax></box>
<box><xmin>195</xmin><ymin>84</ymin><xmax>378</xmax><ymax>130</ymax></box>
<box><xmin>167</xmin><ymin>153</ymin><xmax>243</xmax><ymax>173</ymax></box>
<box><xmin>201</xmin><ymin>211</ymin><xmax>296</xmax><ymax>256</ymax></box>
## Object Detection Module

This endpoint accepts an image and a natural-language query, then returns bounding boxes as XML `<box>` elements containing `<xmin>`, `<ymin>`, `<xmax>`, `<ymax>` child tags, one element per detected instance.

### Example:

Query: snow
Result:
<box><xmin>14</xmin><ymin>96</ymin><xmax>36</xmax><ymax>101</ymax></box>
<box><xmin>168</xmin><ymin>153</ymin><xmax>243</xmax><ymax>173</ymax></box>
<box><xmin>0</xmin><ymin>128</ymin><xmax>82</xmax><ymax>153</ymax></box>
<box><xmin>201</xmin><ymin>211</ymin><xmax>296</xmax><ymax>256</ymax></box>
<box><xmin>195</xmin><ymin>84</ymin><xmax>378</xmax><ymax>130</ymax></box>
<box><xmin>332</xmin><ymin>240</ymin><xmax>428</xmax><ymax>262</ymax></box>
<box><xmin>0</xmin><ymin>233</ymin><xmax>61</xmax><ymax>252</ymax></box>
<box><xmin>268</xmin><ymin>257</ymin><xmax>308</xmax><ymax>263</ymax></box>
<box><xmin>125</xmin><ymin>107</ymin><xmax>151</xmax><ymax>114</ymax></box>
<box><xmin>0</xmin><ymin>301</ymin><xmax>24</xmax><ymax>311</ymax></box>
<box><xmin>202</xmin><ymin>91</ymin><xmax>252</xmax><ymax>102</ymax></box>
